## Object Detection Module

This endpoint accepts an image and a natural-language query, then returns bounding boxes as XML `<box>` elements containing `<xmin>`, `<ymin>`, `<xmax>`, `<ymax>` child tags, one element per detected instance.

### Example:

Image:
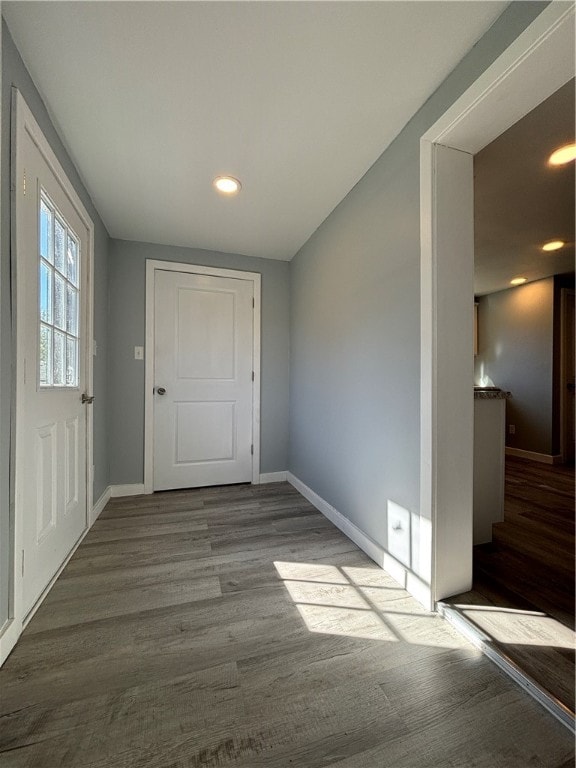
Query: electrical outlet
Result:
<box><xmin>509</xmin><ymin>424</ymin><xmax>515</xmax><ymax>435</ymax></box>
<box><xmin>134</xmin><ymin>346</ymin><xmax>144</xmax><ymax>360</ymax></box>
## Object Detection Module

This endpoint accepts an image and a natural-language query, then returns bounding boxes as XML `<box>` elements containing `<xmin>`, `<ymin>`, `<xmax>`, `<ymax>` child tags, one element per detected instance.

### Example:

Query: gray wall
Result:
<box><xmin>108</xmin><ymin>239</ymin><xmax>290</xmax><ymax>484</ymax></box>
<box><xmin>475</xmin><ymin>278</ymin><xmax>555</xmax><ymax>455</ymax></box>
<box><xmin>1</xmin><ymin>21</ymin><xmax>110</xmax><ymax>626</ymax></box>
<box><xmin>289</xmin><ymin>2</ymin><xmax>547</xmax><ymax>580</ymax></box>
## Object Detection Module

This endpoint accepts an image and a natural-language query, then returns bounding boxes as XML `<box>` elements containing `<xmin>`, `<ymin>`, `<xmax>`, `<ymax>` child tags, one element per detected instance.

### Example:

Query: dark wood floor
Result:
<box><xmin>449</xmin><ymin>457</ymin><xmax>575</xmax><ymax>714</ymax></box>
<box><xmin>476</xmin><ymin>457</ymin><xmax>575</xmax><ymax>628</ymax></box>
<box><xmin>0</xmin><ymin>482</ymin><xmax>573</xmax><ymax>767</ymax></box>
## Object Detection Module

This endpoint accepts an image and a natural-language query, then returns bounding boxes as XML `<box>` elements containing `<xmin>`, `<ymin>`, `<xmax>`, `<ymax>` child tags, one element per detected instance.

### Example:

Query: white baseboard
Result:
<box><xmin>0</xmin><ymin>617</ymin><xmax>20</xmax><ymax>667</ymax></box>
<box><xmin>110</xmin><ymin>483</ymin><xmax>147</xmax><ymax>498</ymax></box>
<box><xmin>505</xmin><ymin>447</ymin><xmax>562</xmax><ymax>465</ymax></box>
<box><xmin>287</xmin><ymin>472</ymin><xmax>386</xmax><ymax>568</ymax></box>
<box><xmin>259</xmin><ymin>471</ymin><xmax>287</xmax><ymax>484</ymax></box>
<box><xmin>90</xmin><ymin>486</ymin><xmax>111</xmax><ymax>525</ymax></box>
<box><xmin>286</xmin><ymin>472</ymin><xmax>432</xmax><ymax>609</ymax></box>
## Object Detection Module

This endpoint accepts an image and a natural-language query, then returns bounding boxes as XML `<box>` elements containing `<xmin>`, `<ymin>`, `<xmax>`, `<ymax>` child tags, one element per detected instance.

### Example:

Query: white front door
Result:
<box><xmin>16</xmin><ymin>100</ymin><xmax>91</xmax><ymax>616</ymax></box>
<box><xmin>153</xmin><ymin>270</ymin><xmax>254</xmax><ymax>490</ymax></box>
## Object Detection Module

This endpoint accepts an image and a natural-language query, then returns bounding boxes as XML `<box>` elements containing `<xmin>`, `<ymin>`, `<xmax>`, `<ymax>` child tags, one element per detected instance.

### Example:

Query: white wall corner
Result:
<box><xmin>259</xmin><ymin>471</ymin><xmax>288</xmax><ymax>484</ymax></box>
<box><xmin>110</xmin><ymin>483</ymin><xmax>147</xmax><ymax>498</ymax></box>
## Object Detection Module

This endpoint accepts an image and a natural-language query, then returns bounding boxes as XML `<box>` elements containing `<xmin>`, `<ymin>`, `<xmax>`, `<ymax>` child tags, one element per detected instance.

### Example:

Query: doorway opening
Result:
<box><xmin>420</xmin><ymin>2</ymin><xmax>575</xmax><ymax>727</ymax></box>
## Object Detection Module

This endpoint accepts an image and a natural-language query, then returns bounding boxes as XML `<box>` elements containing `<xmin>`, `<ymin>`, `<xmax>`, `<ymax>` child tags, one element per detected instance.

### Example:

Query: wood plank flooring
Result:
<box><xmin>0</xmin><ymin>482</ymin><xmax>573</xmax><ymax>767</ymax></box>
<box><xmin>476</xmin><ymin>457</ymin><xmax>575</xmax><ymax>627</ymax></box>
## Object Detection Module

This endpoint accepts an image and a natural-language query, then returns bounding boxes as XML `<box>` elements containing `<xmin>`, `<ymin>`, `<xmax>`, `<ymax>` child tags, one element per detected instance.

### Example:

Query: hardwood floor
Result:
<box><xmin>448</xmin><ymin>457</ymin><xmax>575</xmax><ymax>716</ymax></box>
<box><xmin>475</xmin><ymin>457</ymin><xmax>575</xmax><ymax>628</ymax></box>
<box><xmin>0</xmin><ymin>482</ymin><xmax>573</xmax><ymax>767</ymax></box>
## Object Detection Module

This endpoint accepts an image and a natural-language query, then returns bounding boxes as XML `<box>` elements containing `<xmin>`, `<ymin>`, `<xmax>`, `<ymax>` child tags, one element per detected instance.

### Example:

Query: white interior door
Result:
<box><xmin>153</xmin><ymin>270</ymin><xmax>254</xmax><ymax>490</ymax></box>
<box><xmin>16</xmin><ymin>103</ymin><xmax>90</xmax><ymax>616</ymax></box>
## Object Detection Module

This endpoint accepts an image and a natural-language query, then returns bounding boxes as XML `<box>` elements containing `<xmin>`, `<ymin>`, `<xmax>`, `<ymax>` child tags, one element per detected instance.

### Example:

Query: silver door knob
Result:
<box><xmin>156</xmin><ymin>387</ymin><xmax>166</xmax><ymax>396</ymax></box>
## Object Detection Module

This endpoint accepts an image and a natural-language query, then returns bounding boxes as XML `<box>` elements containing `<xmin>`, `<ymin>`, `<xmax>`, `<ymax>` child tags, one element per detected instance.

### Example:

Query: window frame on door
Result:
<box><xmin>144</xmin><ymin>260</ymin><xmax>262</xmax><ymax>493</ymax></box>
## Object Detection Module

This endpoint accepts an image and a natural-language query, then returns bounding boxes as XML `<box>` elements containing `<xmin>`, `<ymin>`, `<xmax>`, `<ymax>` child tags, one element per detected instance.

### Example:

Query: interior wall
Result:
<box><xmin>289</xmin><ymin>2</ymin><xmax>547</xmax><ymax>591</ymax></box>
<box><xmin>475</xmin><ymin>278</ymin><xmax>554</xmax><ymax>455</ymax></box>
<box><xmin>0</xmin><ymin>21</ymin><xmax>110</xmax><ymax>626</ymax></box>
<box><xmin>107</xmin><ymin>239</ymin><xmax>290</xmax><ymax>485</ymax></box>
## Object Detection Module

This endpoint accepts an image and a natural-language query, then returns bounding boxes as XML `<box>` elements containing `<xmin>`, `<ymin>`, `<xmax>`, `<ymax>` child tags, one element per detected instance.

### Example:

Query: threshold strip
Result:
<box><xmin>437</xmin><ymin>601</ymin><xmax>575</xmax><ymax>734</ymax></box>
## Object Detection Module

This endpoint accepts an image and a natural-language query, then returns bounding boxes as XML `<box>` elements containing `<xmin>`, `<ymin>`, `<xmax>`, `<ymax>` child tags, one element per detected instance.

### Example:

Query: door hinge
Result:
<box><xmin>251</xmin><ymin>371</ymin><xmax>254</xmax><ymax>381</ymax></box>
<box><xmin>251</xmin><ymin>444</ymin><xmax>254</xmax><ymax>455</ymax></box>
<box><xmin>252</xmin><ymin>297</ymin><xmax>255</xmax><ymax>308</ymax></box>
<box><xmin>21</xmin><ymin>549</ymin><xmax>25</xmax><ymax>577</ymax></box>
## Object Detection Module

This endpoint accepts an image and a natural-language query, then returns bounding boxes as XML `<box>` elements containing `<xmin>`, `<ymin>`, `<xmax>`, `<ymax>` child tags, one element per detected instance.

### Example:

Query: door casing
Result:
<box><xmin>0</xmin><ymin>89</ymin><xmax>94</xmax><ymax>666</ymax></box>
<box><xmin>420</xmin><ymin>3</ymin><xmax>575</xmax><ymax>607</ymax></box>
<box><xmin>144</xmin><ymin>259</ymin><xmax>261</xmax><ymax>493</ymax></box>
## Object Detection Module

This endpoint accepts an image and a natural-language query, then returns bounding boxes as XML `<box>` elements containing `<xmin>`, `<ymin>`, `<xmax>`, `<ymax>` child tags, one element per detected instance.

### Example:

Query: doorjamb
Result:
<box><xmin>0</xmin><ymin>90</ymin><xmax>94</xmax><ymax>665</ymax></box>
<box><xmin>144</xmin><ymin>259</ymin><xmax>262</xmax><ymax>493</ymax></box>
<box><xmin>559</xmin><ymin>287</ymin><xmax>575</xmax><ymax>463</ymax></box>
<box><xmin>420</xmin><ymin>3</ymin><xmax>575</xmax><ymax>605</ymax></box>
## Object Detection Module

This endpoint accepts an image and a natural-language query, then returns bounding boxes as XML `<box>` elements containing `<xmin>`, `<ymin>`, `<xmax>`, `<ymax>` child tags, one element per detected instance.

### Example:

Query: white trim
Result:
<box><xmin>144</xmin><ymin>259</ymin><xmax>262</xmax><ymax>493</ymax></box>
<box><xmin>2</xmin><ymin>90</ymin><xmax>95</xmax><ymax>667</ymax></box>
<box><xmin>559</xmin><ymin>288</ymin><xmax>575</xmax><ymax>463</ymax></box>
<box><xmin>287</xmin><ymin>472</ymin><xmax>385</xmax><ymax>567</ymax></box>
<box><xmin>420</xmin><ymin>3</ymin><xmax>575</xmax><ymax>605</ymax></box>
<box><xmin>505</xmin><ymin>447</ymin><xmax>562</xmax><ymax>465</ymax></box>
<box><xmin>259</xmin><ymin>471</ymin><xmax>287</xmax><ymax>484</ymax></box>
<box><xmin>90</xmin><ymin>486</ymin><xmax>111</xmax><ymax>525</ymax></box>
<box><xmin>287</xmin><ymin>472</ymin><xmax>433</xmax><ymax>608</ymax></box>
<box><xmin>110</xmin><ymin>484</ymin><xmax>146</xmax><ymax>498</ymax></box>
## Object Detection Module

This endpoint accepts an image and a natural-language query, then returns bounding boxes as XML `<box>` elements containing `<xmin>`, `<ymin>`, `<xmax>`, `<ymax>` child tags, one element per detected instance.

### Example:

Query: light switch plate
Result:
<box><xmin>134</xmin><ymin>346</ymin><xmax>144</xmax><ymax>360</ymax></box>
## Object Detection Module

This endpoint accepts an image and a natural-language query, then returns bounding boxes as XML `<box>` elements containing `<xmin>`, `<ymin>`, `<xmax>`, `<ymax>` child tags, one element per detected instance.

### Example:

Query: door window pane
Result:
<box><xmin>53</xmin><ymin>330</ymin><xmax>66</xmax><ymax>386</ymax></box>
<box><xmin>54</xmin><ymin>217</ymin><xmax>66</xmax><ymax>273</ymax></box>
<box><xmin>67</xmin><ymin>235</ymin><xmax>78</xmax><ymax>286</ymax></box>
<box><xmin>40</xmin><ymin>200</ymin><xmax>53</xmax><ymax>263</ymax></box>
<box><xmin>38</xmin><ymin>190</ymin><xmax>81</xmax><ymax>388</ymax></box>
<box><xmin>66</xmin><ymin>285</ymin><xmax>77</xmax><ymax>335</ymax></box>
<box><xmin>54</xmin><ymin>273</ymin><xmax>66</xmax><ymax>331</ymax></box>
<box><xmin>66</xmin><ymin>337</ymin><xmax>77</xmax><ymax>386</ymax></box>
<box><xmin>40</xmin><ymin>324</ymin><xmax>52</xmax><ymax>386</ymax></box>
<box><xmin>40</xmin><ymin>261</ymin><xmax>53</xmax><ymax>323</ymax></box>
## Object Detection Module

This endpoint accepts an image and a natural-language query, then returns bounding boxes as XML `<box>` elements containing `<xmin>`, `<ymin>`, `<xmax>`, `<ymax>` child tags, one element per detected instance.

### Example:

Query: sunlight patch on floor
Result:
<box><xmin>274</xmin><ymin>561</ymin><xmax>472</xmax><ymax>650</ymax></box>
<box><xmin>295</xmin><ymin>603</ymin><xmax>399</xmax><ymax>641</ymax></box>
<box><xmin>458</xmin><ymin>605</ymin><xmax>576</xmax><ymax>649</ymax></box>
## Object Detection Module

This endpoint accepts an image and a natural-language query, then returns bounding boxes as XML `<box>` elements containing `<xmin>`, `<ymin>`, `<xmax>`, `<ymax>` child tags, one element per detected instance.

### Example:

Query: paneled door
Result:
<box><xmin>153</xmin><ymin>270</ymin><xmax>254</xmax><ymax>490</ymax></box>
<box><xmin>16</xmin><ymin>94</ymin><xmax>91</xmax><ymax>616</ymax></box>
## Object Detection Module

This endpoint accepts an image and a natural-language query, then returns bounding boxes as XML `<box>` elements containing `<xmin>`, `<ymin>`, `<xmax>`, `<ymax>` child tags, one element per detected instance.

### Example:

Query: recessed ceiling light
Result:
<box><xmin>548</xmin><ymin>144</ymin><xmax>576</xmax><ymax>166</ymax></box>
<box><xmin>542</xmin><ymin>240</ymin><xmax>564</xmax><ymax>252</ymax></box>
<box><xmin>510</xmin><ymin>277</ymin><xmax>527</xmax><ymax>286</ymax></box>
<box><xmin>213</xmin><ymin>176</ymin><xmax>242</xmax><ymax>195</ymax></box>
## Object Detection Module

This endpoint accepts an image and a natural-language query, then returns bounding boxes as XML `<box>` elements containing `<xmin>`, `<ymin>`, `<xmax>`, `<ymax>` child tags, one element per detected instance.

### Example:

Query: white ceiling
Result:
<box><xmin>3</xmin><ymin>1</ymin><xmax>509</xmax><ymax>261</ymax></box>
<box><xmin>474</xmin><ymin>79</ymin><xmax>575</xmax><ymax>295</ymax></box>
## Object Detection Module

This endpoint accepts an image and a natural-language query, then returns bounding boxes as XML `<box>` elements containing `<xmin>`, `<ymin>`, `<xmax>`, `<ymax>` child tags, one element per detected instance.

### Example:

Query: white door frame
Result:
<box><xmin>144</xmin><ymin>259</ymin><xmax>262</xmax><ymax>493</ymax></box>
<box><xmin>0</xmin><ymin>90</ymin><xmax>94</xmax><ymax>665</ymax></box>
<box><xmin>559</xmin><ymin>287</ymin><xmax>575</xmax><ymax>463</ymax></box>
<box><xmin>420</xmin><ymin>2</ymin><xmax>575</xmax><ymax>606</ymax></box>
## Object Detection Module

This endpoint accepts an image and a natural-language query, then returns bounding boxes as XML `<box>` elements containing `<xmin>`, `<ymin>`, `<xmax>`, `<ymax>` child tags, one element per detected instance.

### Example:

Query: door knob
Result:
<box><xmin>81</xmin><ymin>393</ymin><xmax>95</xmax><ymax>404</ymax></box>
<box><xmin>156</xmin><ymin>387</ymin><xmax>167</xmax><ymax>396</ymax></box>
